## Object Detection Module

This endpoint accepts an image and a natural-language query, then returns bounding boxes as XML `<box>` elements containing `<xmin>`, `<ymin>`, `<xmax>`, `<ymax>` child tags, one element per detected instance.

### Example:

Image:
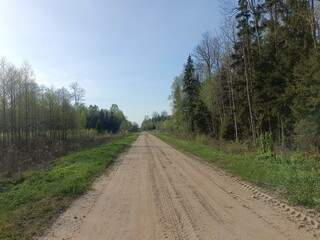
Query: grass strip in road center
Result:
<box><xmin>154</xmin><ymin>132</ymin><xmax>320</xmax><ymax>211</ymax></box>
<box><xmin>0</xmin><ymin>133</ymin><xmax>138</xmax><ymax>240</ymax></box>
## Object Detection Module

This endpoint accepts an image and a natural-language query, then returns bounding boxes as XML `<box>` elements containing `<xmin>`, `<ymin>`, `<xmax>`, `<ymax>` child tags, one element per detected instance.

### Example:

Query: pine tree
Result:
<box><xmin>182</xmin><ymin>55</ymin><xmax>201</xmax><ymax>132</ymax></box>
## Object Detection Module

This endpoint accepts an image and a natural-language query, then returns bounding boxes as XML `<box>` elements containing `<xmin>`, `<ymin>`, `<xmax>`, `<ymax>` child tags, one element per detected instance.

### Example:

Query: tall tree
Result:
<box><xmin>69</xmin><ymin>82</ymin><xmax>85</xmax><ymax>107</ymax></box>
<box><xmin>170</xmin><ymin>75</ymin><xmax>186</xmax><ymax>132</ymax></box>
<box><xmin>234</xmin><ymin>0</ymin><xmax>257</xmax><ymax>144</ymax></box>
<box><xmin>182</xmin><ymin>55</ymin><xmax>201</xmax><ymax>132</ymax></box>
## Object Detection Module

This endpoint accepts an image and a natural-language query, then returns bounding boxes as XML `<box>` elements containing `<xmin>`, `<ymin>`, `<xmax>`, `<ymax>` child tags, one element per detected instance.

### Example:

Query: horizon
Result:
<box><xmin>0</xmin><ymin>0</ymin><xmax>224</xmax><ymax>125</ymax></box>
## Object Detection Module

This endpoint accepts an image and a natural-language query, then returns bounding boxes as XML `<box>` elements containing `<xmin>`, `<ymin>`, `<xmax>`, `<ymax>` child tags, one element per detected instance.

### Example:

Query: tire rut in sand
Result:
<box><xmin>147</xmin><ymin>133</ymin><xmax>319</xmax><ymax>239</ymax></box>
<box><xmin>40</xmin><ymin>133</ymin><xmax>318</xmax><ymax>240</ymax></box>
<box><xmin>146</xmin><ymin>137</ymin><xmax>200</xmax><ymax>240</ymax></box>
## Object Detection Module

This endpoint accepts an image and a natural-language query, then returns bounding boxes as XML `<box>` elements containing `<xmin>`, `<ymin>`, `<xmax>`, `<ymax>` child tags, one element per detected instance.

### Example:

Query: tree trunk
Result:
<box><xmin>242</xmin><ymin>43</ymin><xmax>256</xmax><ymax>145</ymax></box>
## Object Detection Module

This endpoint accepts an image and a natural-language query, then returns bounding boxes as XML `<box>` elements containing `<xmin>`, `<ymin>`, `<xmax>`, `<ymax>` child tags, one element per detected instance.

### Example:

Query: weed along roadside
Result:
<box><xmin>153</xmin><ymin>132</ymin><xmax>320</xmax><ymax>211</ymax></box>
<box><xmin>0</xmin><ymin>133</ymin><xmax>138</xmax><ymax>240</ymax></box>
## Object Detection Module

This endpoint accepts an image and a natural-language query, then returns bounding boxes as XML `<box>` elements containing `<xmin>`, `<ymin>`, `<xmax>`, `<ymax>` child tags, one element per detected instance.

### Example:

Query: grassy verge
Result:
<box><xmin>0</xmin><ymin>133</ymin><xmax>138</xmax><ymax>240</ymax></box>
<box><xmin>154</xmin><ymin>132</ymin><xmax>320</xmax><ymax>210</ymax></box>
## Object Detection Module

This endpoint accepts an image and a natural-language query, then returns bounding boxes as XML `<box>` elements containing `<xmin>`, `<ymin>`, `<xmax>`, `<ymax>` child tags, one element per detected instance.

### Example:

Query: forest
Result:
<box><xmin>0</xmin><ymin>58</ymin><xmax>138</xmax><ymax>174</ymax></box>
<box><xmin>3</xmin><ymin>0</ymin><xmax>320</xmax><ymax>174</ymax></box>
<box><xmin>143</xmin><ymin>0</ymin><xmax>320</xmax><ymax>153</ymax></box>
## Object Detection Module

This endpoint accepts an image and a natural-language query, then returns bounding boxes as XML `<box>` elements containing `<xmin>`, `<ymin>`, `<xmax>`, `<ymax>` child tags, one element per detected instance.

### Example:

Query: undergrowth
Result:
<box><xmin>0</xmin><ymin>133</ymin><xmax>138</xmax><ymax>240</ymax></box>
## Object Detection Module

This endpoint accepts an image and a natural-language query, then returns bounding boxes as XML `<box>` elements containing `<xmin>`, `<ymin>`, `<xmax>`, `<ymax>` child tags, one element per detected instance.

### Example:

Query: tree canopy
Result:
<box><xmin>166</xmin><ymin>0</ymin><xmax>320</xmax><ymax>151</ymax></box>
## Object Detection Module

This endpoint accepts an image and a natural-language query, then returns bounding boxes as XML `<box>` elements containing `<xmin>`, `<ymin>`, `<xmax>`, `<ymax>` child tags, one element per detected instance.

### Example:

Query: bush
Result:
<box><xmin>259</xmin><ymin>132</ymin><xmax>274</xmax><ymax>155</ymax></box>
<box><xmin>294</xmin><ymin>118</ymin><xmax>319</xmax><ymax>151</ymax></box>
<box><xmin>219</xmin><ymin>116</ymin><xmax>234</xmax><ymax>141</ymax></box>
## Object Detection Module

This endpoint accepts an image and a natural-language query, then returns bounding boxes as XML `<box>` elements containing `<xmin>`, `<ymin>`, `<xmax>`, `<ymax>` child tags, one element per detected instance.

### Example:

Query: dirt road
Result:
<box><xmin>41</xmin><ymin>132</ymin><xmax>319</xmax><ymax>240</ymax></box>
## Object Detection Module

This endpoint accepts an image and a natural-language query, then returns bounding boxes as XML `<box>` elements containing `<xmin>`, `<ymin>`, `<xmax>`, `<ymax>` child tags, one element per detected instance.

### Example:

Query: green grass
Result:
<box><xmin>0</xmin><ymin>133</ymin><xmax>138</xmax><ymax>240</ymax></box>
<box><xmin>154</xmin><ymin>132</ymin><xmax>320</xmax><ymax>210</ymax></box>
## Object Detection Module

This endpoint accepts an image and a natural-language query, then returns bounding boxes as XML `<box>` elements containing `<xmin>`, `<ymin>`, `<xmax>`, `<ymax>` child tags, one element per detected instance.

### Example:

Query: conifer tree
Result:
<box><xmin>182</xmin><ymin>55</ymin><xmax>200</xmax><ymax>132</ymax></box>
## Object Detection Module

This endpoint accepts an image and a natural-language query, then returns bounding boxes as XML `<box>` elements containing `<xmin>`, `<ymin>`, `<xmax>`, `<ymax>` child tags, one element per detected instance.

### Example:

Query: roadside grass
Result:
<box><xmin>154</xmin><ymin>132</ymin><xmax>320</xmax><ymax>210</ymax></box>
<box><xmin>0</xmin><ymin>133</ymin><xmax>138</xmax><ymax>240</ymax></box>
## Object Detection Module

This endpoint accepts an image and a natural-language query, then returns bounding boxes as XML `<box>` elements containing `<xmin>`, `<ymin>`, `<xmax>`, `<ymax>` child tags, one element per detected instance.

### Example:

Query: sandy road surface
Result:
<box><xmin>40</xmin><ymin>132</ymin><xmax>320</xmax><ymax>240</ymax></box>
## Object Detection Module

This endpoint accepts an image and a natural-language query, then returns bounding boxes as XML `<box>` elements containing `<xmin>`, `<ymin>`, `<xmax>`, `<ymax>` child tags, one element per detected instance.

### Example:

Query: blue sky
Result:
<box><xmin>0</xmin><ymin>0</ymin><xmax>223</xmax><ymax>125</ymax></box>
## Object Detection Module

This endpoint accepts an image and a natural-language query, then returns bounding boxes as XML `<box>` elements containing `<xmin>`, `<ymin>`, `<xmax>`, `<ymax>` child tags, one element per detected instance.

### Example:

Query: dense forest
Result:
<box><xmin>0</xmin><ymin>58</ymin><xmax>138</xmax><ymax>174</ymax></box>
<box><xmin>144</xmin><ymin>0</ymin><xmax>320</xmax><ymax>152</ymax></box>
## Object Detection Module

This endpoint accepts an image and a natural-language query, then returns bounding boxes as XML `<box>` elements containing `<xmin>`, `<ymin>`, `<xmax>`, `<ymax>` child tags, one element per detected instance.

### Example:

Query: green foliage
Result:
<box><xmin>200</xmin><ymin>76</ymin><xmax>220</xmax><ymax>136</ymax></box>
<box><xmin>0</xmin><ymin>134</ymin><xmax>138</xmax><ymax>239</ymax></box>
<box><xmin>193</xmin><ymin>98</ymin><xmax>211</xmax><ymax>133</ymax></box>
<box><xmin>219</xmin><ymin>115</ymin><xmax>234</xmax><ymax>140</ymax></box>
<box><xmin>141</xmin><ymin>111</ymin><xmax>170</xmax><ymax>131</ymax></box>
<box><xmin>140</xmin><ymin>116</ymin><xmax>156</xmax><ymax>131</ymax></box>
<box><xmin>293</xmin><ymin>118</ymin><xmax>319</xmax><ymax>151</ymax></box>
<box><xmin>170</xmin><ymin>75</ymin><xmax>187</xmax><ymax>133</ymax></box>
<box><xmin>0</xmin><ymin>57</ymin><xmax>137</xmax><ymax>174</ymax></box>
<box><xmin>289</xmin><ymin>152</ymin><xmax>306</xmax><ymax>164</ymax></box>
<box><xmin>286</xmin><ymin>171</ymin><xmax>320</xmax><ymax>207</ymax></box>
<box><xmin>157</xmin><ymin>119</ymin><xmax>174</xmax><ymax>133</ymax></box>
<box><xmin>128</xmin><ymin>122</ymin><xmax>139</xmax><ymax>133</ymax></box>
<box><xmin>169</xmin><ymin>56</ymin><xmax>211</xmax><ymax>135</ymax></box>
<box><xmin>258</xmin><ymin>132</ymin><xmax>274</xmax><ymax>155</ymax></box>
<box><xmin>182</xmin><ymin>55</ymin><xmax>202</xmax><ymax>132</ymax></box>
<box><xmin>86</xmin><ymin>104</ymin><xmax>129</xmax><ymax>134</ymax></box>
<box><xmin>166</xmin><ymin>0</ymin><xmax>320</xmax><ymax>151</ymax></box>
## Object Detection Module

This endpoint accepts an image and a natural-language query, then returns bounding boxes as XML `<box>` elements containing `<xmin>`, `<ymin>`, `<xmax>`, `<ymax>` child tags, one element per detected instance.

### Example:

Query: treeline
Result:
<box><xmin>165</xmin><ymin>0</ymin><xmax>320</xmax><ymax>151</ymax></box>
<box><xmin>86</xmin><ymin>104</ymin><xmax>139</xmax><ymax>133</ymax></box>
<box><xmin>0</xmin><ymin>57</ymin><xmax>138</xmax><ymax>174</ymax></box>
<box><xmin>141</xmin><ymin>111</ymin><xmax>170</xmax><ymax>131</ymax></box>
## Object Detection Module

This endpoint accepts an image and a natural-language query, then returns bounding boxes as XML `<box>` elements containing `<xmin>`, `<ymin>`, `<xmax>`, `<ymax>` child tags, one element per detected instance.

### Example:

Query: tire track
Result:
<box><xmin>40</xmin><ymin>132</ymin><xmax>318</xmax><ymax>240</ymax></box>
<box><xmin>146</xmin><ymin>137</ymin><xmax>200</xmax><ymax>240</ymax></box>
